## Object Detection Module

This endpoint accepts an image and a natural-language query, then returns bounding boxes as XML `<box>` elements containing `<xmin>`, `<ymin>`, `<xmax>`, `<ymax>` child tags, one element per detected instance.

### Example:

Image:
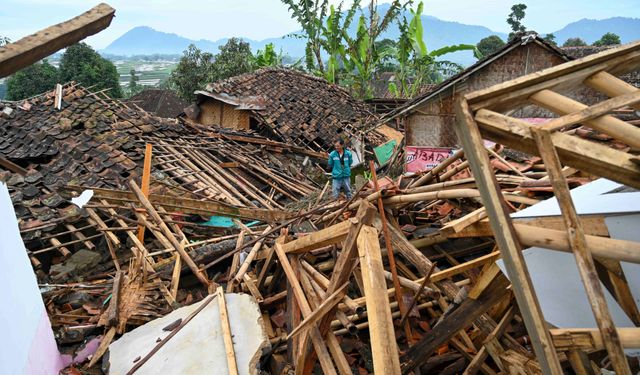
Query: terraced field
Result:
<box><xmin>112</xmin><ymin>59</ymin><xmax>178</xmax><ymax>88</ymax></box>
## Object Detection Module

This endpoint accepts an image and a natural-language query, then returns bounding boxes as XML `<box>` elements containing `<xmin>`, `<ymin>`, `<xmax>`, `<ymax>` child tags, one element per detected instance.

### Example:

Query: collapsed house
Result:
<box><xmin>2</xmin><ymin>4</ymin><xmax>640</xmax><ymax>375</ymax></box>
<box><xmin>182</xmin><ymin>67</ymin><xmax>398</xmax><ymax>163</ymax></box>
<box><xmin>125</xmin><ymin>89</ymin><xmax>188</xmax><ymax>118</ymax></box>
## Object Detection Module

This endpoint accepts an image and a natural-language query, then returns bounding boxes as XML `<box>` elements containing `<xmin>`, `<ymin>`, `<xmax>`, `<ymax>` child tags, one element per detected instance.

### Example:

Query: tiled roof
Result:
<box><xmin>204</xmin><ymin>67</ymin><xmax>381</xmax><ymax>150</ymax></box>
<box><xmin>0</xmin><ymin>83</ymin><xmax>186</xmax><ymax>238</ymax></box>
<box><xmin>0</xmin><ymin>83</ymin><xmax>320</xmax><ymax>245</ymax></box>
<box><xmin>126</xmin><ymin>89</ymin><xmax>188</xmax><ymax>118</ymax></box>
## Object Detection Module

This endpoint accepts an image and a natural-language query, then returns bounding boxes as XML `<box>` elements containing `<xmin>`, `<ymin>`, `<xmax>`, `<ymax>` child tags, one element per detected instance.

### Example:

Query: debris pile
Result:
<box><xmin>1</xmin><ymin>16</ymin><xmax>639</xmax><ymax>375</ymax></box>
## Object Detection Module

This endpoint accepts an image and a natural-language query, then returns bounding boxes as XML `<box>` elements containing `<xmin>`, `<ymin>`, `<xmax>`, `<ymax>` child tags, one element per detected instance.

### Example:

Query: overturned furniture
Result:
<box><xmin>455</xmin><ymin>40</ymin><xmax>640</xmax><ymax>374</ymax></box>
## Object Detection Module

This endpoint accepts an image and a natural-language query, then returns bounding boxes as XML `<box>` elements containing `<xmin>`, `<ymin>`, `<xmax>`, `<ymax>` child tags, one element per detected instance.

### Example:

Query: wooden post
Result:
<box><xmin>369</xmin><ymin>160</ymin><xmax>412</xmax><ymax>341</ymax></box>
<box><xmin>357</xmin><ymin>225</ymin><xmax>401</xmax><ymax>375</ymax></box>
<box><xmin>532</xmin><ymin>128</ymin><xmax>631</xmax><ymax>375</ymax></box>
<box><xmin>454</xmin><ymin>98</ymin><xmax>563</xmax><ymax>375</ymax></box>
<box><xmin>216</xmin><ymin>287</ymin><xmax>239</xmax><ymax>375</ymax></box>
<box><xmin>274</xmin><ymin>244</ymin><xmax>337</xmax><ymax>375</ymax></box>
<box><xmin>137</xmin><ymin>143</ymin><xmax>153</xmax><ymax>243</ymax></box>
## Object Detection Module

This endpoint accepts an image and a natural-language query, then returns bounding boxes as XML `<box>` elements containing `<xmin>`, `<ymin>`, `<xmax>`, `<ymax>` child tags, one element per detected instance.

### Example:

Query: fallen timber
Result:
<box><xmin>3</xmin><ymin>42</ymin><xmax>640</xmax><ymax>375</ymax></box>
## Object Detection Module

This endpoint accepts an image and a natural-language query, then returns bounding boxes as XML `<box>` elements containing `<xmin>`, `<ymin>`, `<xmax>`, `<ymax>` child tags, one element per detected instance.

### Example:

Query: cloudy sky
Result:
<box><xmin>2</xmin><ymin>0</ymin><xmax>639</xmax><ymax>49</ymax></box>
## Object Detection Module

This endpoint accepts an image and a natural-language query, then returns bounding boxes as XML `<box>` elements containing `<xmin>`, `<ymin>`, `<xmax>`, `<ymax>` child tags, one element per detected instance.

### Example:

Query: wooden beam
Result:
<box><xmin>454</xmin><ymin>98</ymin><xmax>563</xmax><ymax>375</ymax></box>
<box><xmin>450</xmin><ymin>220</ymin><xmax>640</xmax><ymax>264</ymax></box>
<box><xmin>532</xmin><ymin>128</ymin><xmax>631</xmax><ymax>375</ymax></box>
<box><xmin>539</xmin><ymin>89</ymin><xmax>640</xmax><ymax>132</ymax></box>
<box><xmin>530</xmin><ymin>89</ymin><xmax>640</xmax><ymax>148</ymax></box>
<box><xmin>357</xmin><ymin>225</ymin><xmax>401</xmax><ymax>375</ymax></box>
<box><xmin>0</xmin><ymin>3</ymin><xmax>115</xmax><ymax>77</ymax></box>
<box><xmin>584</xmin><ymin>71</ymin><xmax>640</xmax><ymax>111</ymax></box>
<box><xmin>369</xmin><ymin>160</ymin><xmax>412</xmax><ymax>341</ymax></box>
<box><xmin>318</xmin><ymin>201</ymin><xmax>376</xmax><ymax>335</ymax></box>
<box><xmin>66</xmin><ymin>185</ymin><xmax>295</xmax><ymax>222</ymax></box>
<box><xmin>216</xmin><ymin>287</ymin><xmax>239</xmax><ymax>375</ymax></box>
<box><xmin>474</xmin><ymin>109</ymin><xmax>640</xmax><ymax>189</ymax></box>
<box><xmin>551</xmin><ymin>327</ymin><xmax>640</xmax><ymax>351</ymax></box>
<box><xmin>129</xmin><ymin>180</ymin><xmax>211</xmax><ymax>289</ymax></box>
<box><xmin>273</xmin><ymin>244</ymin><xmax>337</xmax><ymax>375</ymax></box>
<box><xmin>400</xmin><ymin>275</ymin><xmax>510</xmax><ymax>374</ymax></box>
<box><xmin>276</xmin><ymin>220</ymin><xmax>352</xmax><ymax>255</ymax></box>
<box><xmin>137</xmin><ymin>143</ymin><xmax>153</xmax><ymax>242</ymax></box>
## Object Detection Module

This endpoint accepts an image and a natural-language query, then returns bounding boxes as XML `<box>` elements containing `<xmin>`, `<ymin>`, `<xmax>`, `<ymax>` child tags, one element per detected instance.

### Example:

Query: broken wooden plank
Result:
<box><xmin>454</xmin><ymin>98</ymin><xmax>563</xmax><ymax>375</ymax></box>
<box><xmin>129</xmin><ymin>180</ymin><xmax>211</xmax><ymax>289</ymax></box>
<box><xmin>0</xmin><ymin>3</ymin><xmax>115</xmax><ymax>77</ymax></box>
<box><xmin>532</xmin><ymin>127</ymin><xmax>631</xmax><ymax>375</ymax></box>
<box><xmin>216</xmin><ymin>287</ymin><xmax>239</xmax><ymax>375</ymax></box>
<box><xmin>357</xmin><ymin>225</ymin><xmax>401</xmax><ymax>375</ymax></box>
<box><xmin>400</xmin><ymin>275</ymin><xmax>510</xmax><ymax>374</ymax></box>
<box><xmin>66</xmin><ymin>185</ymin><xmax>295</xmax><ymax>222</ymax></box>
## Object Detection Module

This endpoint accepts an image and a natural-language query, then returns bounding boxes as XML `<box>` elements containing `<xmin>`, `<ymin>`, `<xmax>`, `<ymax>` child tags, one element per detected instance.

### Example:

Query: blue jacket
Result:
<box><xmin>328</xmin><ymin>149</ymin><xmax>353</xmax><ymax>179</ymax></box>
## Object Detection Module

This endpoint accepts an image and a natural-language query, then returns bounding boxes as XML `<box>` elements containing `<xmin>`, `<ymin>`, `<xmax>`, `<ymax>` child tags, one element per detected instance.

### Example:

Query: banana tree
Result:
<box><xmin>282</xmin><ymin>0</ymin><xmax>330</xmax><ymax>72</ymax></box>
<box><xmin>319</xmin><ymin>2</ymin><xmax>360</xmax><ymax>83</ymax></box>
<box><xmin>254</xmin><ymin>43</ymin><xmax>283</xmax><ymax>68</ymax></box>
<box><xmin>341</xmin><ymin>0</ymin><xmax>409</xmax><ymax>98</ymax></box>
<box><xmin>389</xmin><ymin>1</ymin><xmax>480</xmax><ymax>98</ymax></box>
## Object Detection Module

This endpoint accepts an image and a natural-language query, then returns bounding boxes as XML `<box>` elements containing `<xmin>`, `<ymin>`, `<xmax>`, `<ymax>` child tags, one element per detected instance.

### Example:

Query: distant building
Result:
<box><xmin>126</xmin><ymin>89</ymin><xmax>188</xmax><ymax>118</ymax></box>
<box><xmin>383</xmin><ymin>34</ymin><xmax>573</xmax><ymax>147</ymax></box>
<box><xmin>182</xmin><ymin>67</ymin><xmax>391</xmax><ymax>155</ymax></box>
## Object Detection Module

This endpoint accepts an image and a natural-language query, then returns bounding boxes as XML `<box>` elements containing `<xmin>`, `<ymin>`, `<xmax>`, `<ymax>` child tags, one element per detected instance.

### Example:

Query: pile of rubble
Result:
<box><xmin>1</xmin><ymin>5</ymin><xmax>639</xmax><ymax>374</ymax></box>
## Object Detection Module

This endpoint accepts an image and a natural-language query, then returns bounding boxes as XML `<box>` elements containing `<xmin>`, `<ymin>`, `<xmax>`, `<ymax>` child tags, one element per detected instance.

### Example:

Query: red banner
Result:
<box><xmin>405</xmin><ymin>146</ymin><xmax>454</xmax><ymax>173</ymax></box>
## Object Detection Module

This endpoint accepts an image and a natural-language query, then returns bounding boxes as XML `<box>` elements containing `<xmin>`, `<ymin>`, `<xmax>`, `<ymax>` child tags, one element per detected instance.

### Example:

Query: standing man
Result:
<box><xmin>328</xmin><ymin>139</ymin><xmax>353</xmax><ymax>200</ymax></box>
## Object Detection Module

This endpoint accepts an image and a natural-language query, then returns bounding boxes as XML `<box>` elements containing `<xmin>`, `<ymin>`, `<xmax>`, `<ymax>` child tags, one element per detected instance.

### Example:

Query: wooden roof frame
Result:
<box><xmin>455</xmin><ymin>41</ymin><xmax>640</xmax><ymax>375</ymax></box>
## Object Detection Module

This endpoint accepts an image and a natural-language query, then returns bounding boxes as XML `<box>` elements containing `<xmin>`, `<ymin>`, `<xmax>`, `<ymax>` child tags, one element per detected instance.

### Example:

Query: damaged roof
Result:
<box><xmin>0</xmin><ymin>83</ymin><xmax>320</xmax><ymax>244</ymax></box>
<box><xmin>202</xmin><ymin>67</ymin><xmax>381</xmax><ymax>150</ymax></box>
<box><xmin>0</xmin><ymin>83</ymin><xmax>187</xmax><ymax>236</ymax></box>
<box><xmin>381</xmin><ymin>33</ymin><xmax>572</xmax><ymax>123</ymax></box>
<box><xmin>126</xmin><ymin>89</ymin><xmax>189</xmax><ymax>118</ymax></box>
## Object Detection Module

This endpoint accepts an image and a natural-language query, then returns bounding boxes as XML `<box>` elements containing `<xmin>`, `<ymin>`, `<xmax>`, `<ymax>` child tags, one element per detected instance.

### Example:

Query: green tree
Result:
<box><xmin>593</xmin><ymin>32</ymin><xmax>621</xmax><ymax>46</ymax></box>
<box><xmin>281</xmin><ymin>0</ymin><xmax>330</xmax><ymax>72</ymax></box>
<box><xmin>168</xmin><ymin>44</ymin><xmax>215</xmax><ymax>101</ymax></box>
<box><xmin>341</xmin><ymin>0</ymin><xmax>412</xmax><ymax>98</ymax></box>
<box><xmin>59</xmin><ymin>43</ymin><xmax>122</xmax><ymax>98</ymax></box>
<box><xmin>388</xmin><ymin>1</ymin><xmax>477</xmax><ymax>98</ymax></box>
<box><xmin>126</xmin><ymin>69</ymin><xmax>143</xmax><ymax>98</ymax></box>
<box><xmin>476</xmin><ymin>35</ymin><xmax>505</xmax><ymax>57</ymax></box>
<box><xmin>562</xmin><ymin>37</ymin><xmax>587</xmax><ymax>47</ymax></box>
<box><xmin>211</xmin><ymin>38</ymin><xmax>254</xmax><ymax>81</ymax></box>
<box><xmin>543</xmin><ymin>33</ymin><xmax>557</xmax><ymax>46</ymax></box>
<box><xmin>254</xmin><ymin>43</ymin><xmax>283</xmax><ymax>68</ymax></box>
<box><xmin>507</xmin><ymin>3</ymin><xmax>527</xmax><ymax>40</ymax></box>
<box><xmin>6</xmin><ymin>60</ymin><xmax>59</xmax><ymax>100</ymax></box>
<box><xmin>375</xmin><ymin>38</ymin><xmax>399</xmax><ymax>72</ymax></box>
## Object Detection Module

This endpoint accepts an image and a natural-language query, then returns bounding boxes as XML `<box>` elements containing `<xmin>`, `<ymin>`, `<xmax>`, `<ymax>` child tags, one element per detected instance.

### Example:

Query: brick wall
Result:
<box><xmin>406</xmin><ymin>42</ymin><xmax>567</xmax><ymax>146</ymax></box>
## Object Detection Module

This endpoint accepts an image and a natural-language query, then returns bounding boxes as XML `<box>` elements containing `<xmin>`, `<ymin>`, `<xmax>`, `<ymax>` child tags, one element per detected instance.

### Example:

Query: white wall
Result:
<box><xmin>0</xmin><ymin>183</ymin><xmax>62</xmax><ymax>374</ymax></box>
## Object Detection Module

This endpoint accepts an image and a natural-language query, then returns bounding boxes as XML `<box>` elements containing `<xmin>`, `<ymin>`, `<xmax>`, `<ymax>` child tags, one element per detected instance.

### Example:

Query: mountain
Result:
<box><xmin>102</xmin><ymin>26</ymin><xmax>231</xmax><ymax>55</ymax></box>
<box><xmin>551</xmin><ymin>17</ymin><xmax>640</xmax><ymax>45</ymax></box>
<box><xmin>102</xmin><ymin>11</ymin><xmax>506</xmax><ymax>65</ymax></box>
<box><xmin>102</xmin><ymin>13</ymin><xmax>640</xmax><ymax>65</ymax></box>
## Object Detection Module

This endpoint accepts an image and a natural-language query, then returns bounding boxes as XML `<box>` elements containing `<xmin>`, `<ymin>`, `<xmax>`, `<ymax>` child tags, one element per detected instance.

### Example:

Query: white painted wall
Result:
<box><xmin>0</xmin><ymin>183</ymin><xmax>62</xmax><ymax>374</ymax></box>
